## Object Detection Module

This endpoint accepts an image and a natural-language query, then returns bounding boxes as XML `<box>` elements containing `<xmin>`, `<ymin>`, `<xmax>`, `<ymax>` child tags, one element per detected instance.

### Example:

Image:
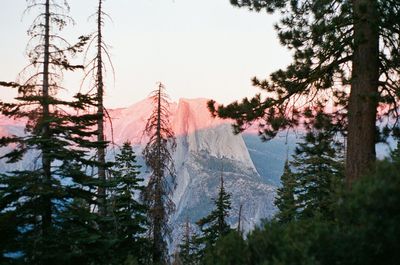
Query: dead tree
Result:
<box><xmin>142</xmin><ymin>82</ymin><xmax>177</xmax><ymax>265</ymax></box>
<box><xmin>82</xmin><ymin>0</ymin><xmax>114</xmax><ymax>215</ymax></box>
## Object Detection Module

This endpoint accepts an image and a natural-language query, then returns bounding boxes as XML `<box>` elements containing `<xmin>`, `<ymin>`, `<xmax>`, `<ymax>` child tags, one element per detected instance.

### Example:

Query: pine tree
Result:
<box><xmin>196</xmin><ymin>174</ymin><xmax>232</xmax><ymax>252</ymax></box>
<box><xmin>291</xmin><ymin>111</ymin><xmax>344</xmax><ymax>220</ymax></box>
<box><xmin>274</xmin><ymin>159</ymin><xmax>297</xmax><ymax>223</ymax></box>
<box><xmin>209</xmin><ymin>0</ymin><xmax>400</xmax><ymax>184</ymax></box>
<box><xmin>0</xmin><ymin>1</ymin><xmax>109</xmax><ymax>264</ymax></box>
<box><xmin>202</xmin><ymin>231</ymin><xmax>248</xmax><ymax>265</ymax></box>
<box><xmin>111</xmin><ymin>142</ymin><xmax>149</xmax><ymax>264</ymax></box>
<box><xmin>178</xmin><ymin>220</ymin><xmax>200</xmax><ymax>265</ymax></box>
<box><xmin>142</xmin><ymin>83</ymin><xmax>177</xmax><ymax>265</ymax></box>
<box><xmin>81</xmin><ymin>0</ymin><xmax>114</xmax><ymax>216</ymax></box>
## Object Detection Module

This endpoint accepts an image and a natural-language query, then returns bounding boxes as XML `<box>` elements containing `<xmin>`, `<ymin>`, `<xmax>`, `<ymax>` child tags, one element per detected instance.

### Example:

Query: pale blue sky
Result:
<box><xmin>0</xmin><ymin>0</ymin><xmax>291</xmax><ymax>108</ymax></box>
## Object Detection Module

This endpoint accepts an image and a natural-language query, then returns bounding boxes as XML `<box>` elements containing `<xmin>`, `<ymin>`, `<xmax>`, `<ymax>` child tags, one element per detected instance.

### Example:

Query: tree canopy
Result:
<box><xmin>210</xmin><ymin>0</ymin><xmax>400</xmax><ymax>183</ymax></box>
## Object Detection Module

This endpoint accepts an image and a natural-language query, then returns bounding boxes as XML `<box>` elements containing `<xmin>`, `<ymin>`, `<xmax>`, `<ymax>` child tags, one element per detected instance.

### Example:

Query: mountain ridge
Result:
<box><xmin>0</xmin><ymin>97</ymin><xmax>280</xmax><ymax>247</ymax></box>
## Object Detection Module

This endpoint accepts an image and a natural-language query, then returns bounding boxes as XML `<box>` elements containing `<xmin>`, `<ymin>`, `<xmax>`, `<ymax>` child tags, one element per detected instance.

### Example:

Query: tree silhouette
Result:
<box><xmin>0</xmin><ymin>1</ymin><xmax>111</xmax><ymax>263</ymax></box>
<box><xmin>274</xmin><ymin>159</ymin><xmax>297</xmax><ymax>223</ymax></box>
<box><xmin>196</xmin><ymin>173</ymin><xmax>232</xmax><ymax>255</ymax></box>
<box><xmin>111</xmin><ymin>142</ymin><xmax>149</xmax><ymax>264</ymax></box>
<box><xmin>209</xmin><ymin>0</ymin><xmax>400</xmax><ymax>184</ymax></box>
<box><xmin>142</xmin><ymin>83</ymin><xmax>176</xmax><ymax>265</ymax></box>
<box><xmin>81</xmin><ymin>0</ymin><xmax>115</xmax><ymax>216</ymax></box>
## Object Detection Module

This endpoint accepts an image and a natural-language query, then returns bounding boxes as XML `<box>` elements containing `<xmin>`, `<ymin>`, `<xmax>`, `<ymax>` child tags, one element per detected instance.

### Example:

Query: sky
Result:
<box><xmin>0</xmin><ymin>0</ymin><xmax>292</xmax><ymax>108</ymax></box>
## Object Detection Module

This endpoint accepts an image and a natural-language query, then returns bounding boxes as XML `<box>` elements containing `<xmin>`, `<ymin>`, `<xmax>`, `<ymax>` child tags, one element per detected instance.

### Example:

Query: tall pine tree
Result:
<box><xmin>274</xmin><ymin>159</ymin><xmax>297</xmax><ymax>223</ymax></box>
<box><xmin>80</xmin><ymin>0</ymin><xmax>115</xmax><ymax>216</ymax></box>
<box><xmin>177</xmin><ymin>220</ymin><xmax>200</xmax><ymax>265</ymax></box>
<box><xmin>196</xmin><ymin>174</ymin><xmax>232</xmax><ymax>253</ymax></box>
<box><xmin>291</xmin><ymin>110</ymin><xmax>344</xmax><ymax>220</ymax></box>
<box><xmin>0</xmin><ymin>0</ymin><xmax>107</xmax><ymax>264</ymax></box>
<box><xmin>111</xmin><ymin>142</ymin><xmax>149</xmax><ymax>264</ymax></box>
<box><xmin>209</xmin><ymin>0</ymin><xmax>400</xmax><ymax>184</ymax></box>
<box><xmin>142</xmin><ymin>83</ymin><xmax>177</xmax><ymax>265</ymax></box>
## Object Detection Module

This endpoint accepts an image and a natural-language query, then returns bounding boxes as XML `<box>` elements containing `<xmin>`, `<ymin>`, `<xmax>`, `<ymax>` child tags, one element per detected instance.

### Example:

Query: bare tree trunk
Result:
<box><xmin>346</xmin><ymin>0</ymin><xmax>379</xmax><ymax>185</ymax></box>
<box><xmin>143</xmin><ymin>82</ymin><xmax>176</xmax><ymax>264</ymax></box>
<box><xmin>237</xmin><ymin>204</ymin><xmax>243</xmax><ymax>234</ymax></box>
<box><xmin>153</xmin><ymin>83</ymin><xmax>164</xmax><ymax>265</ymax></box>
<box><xmin>42</xmin><ymin>0</ymin><xmax>52</xmax><ymax>236</ymax></box>
<box><xmin>96</xmin><ymin>0</ymin><xmax>107</xmax><ymax>216</ymax></box>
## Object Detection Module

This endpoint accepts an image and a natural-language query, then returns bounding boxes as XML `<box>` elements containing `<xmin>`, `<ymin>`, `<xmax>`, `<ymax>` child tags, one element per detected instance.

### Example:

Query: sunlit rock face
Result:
<box><xmin>0</xmin><ymin>98</ymin><xmax>278</xmax><ymax>247</ymax></box>
<box><xmin>106</xmin><ymin>98</ymin><xmax>277</xmax><ymax>245</ymax></box>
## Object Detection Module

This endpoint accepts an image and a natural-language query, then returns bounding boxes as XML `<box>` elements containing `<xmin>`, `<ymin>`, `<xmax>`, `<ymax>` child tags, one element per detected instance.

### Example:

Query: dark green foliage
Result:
<box><xmin>216</xmin><ymin>0</ymin><xmax>400</xmax><ymax>135</ymax></box>
<box><xmin>210</xmin><ymin>0</ymin><xmax>400</xmax><ymax>182</ymax></box>
<box><xmin>291</xmin><ymin>111</ymin><xmax>344</xmax><ymax>220</ymax></box>
<box><xmin>274</xmin><ymin>110</ymin><xmax>344</xmax><ymax>222</ymax></box>
<box><xmin>202</xmin><ymin>231</ymin><xmax>248</xmax><ymax>265</ymax></box>
<box><xmin>56</xmin><ymin>199</ymin><xmax>111</xmax><ymax>265</ymax></box>
<box><xmin>201</xmin><ymin>159</ymin><xmax>400</xmax><ymax>265</ymax></box>
<box><xmin>196</xmin><ymin>175</ymin><xmax>232</xmax><ymax>254</ymax></box>
<box><xmin>390</xmin><ymin>140</ymin><xmax>400</xmax><ymax>162</ymax></box>
<box><xmin>274</xmin><ymin>159</ymin><xmax>296</xmax><ymax>223</ymax></box>
<box><xmin>111</xmin><ymin>142</ymin><xmax>149</xmax><ymax>264</ymax></box>
<box><xmin>178</xmin><ymin>221</ymin><xmax>201</xmax><ymax>265</ymax></box>
<box><xmin>210</xmin><ymin>0</ymin><xmax>354</xmax><ymax>136</ymax></box>
<box><xmin>333</xmin><ymin>160</ymin><xmax>400</xmax><ymax>265</ymax></box>
<box><xmin>247</xmin><ymin>220</ymin><xmax>330</xmax><ymax>265</ymax></box>
<box><xmin>0</xmin><ymin>1</ymin><xmax>109</xmax><ymax>264</ymax></box>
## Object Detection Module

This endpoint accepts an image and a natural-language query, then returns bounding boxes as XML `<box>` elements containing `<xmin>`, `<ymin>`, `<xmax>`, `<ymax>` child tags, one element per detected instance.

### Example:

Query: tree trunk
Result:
<box><xmin>153</xmin><ymin>83</ymin><xmax>164</xmax><ymax>264</ymax></box>
<box><xmin>96</xmin><ymin>0</ymin><xmax>107</xmax><ymax>216</ymax></box>
<box><xmin>346</xmin><ymin>0</ymin><xmax>379</xmax><ymax>185</ymax></box>
<box><xmin>42</xmin><ymin>0</ymin><xmax>52</xmax><ymax>236</ymax></box>
<box><xmin>153</xmin><ymin>181</ymin><xmax>163</xmax><ymax>265</ymax></box>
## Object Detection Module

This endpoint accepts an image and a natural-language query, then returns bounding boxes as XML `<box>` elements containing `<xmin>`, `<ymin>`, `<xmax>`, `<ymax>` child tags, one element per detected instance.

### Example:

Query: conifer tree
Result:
<box><xmin>291</xmin><ymin>111</ymin><xmax>344</xmax><ymax>220</ymax></box>
<box><xmin>0</xmin><ymin>1</ymin><xmax>109</xmax><ymax>264</ymax></box>
<box><xmin>94</xmin><ymin>0</ymin><xmax>108</xmax><ymax>217</ymax></box>
<box><xmin>142</xmin><ymin>83</ymin><xmax>177</xmax><ymax>265</ymax></box>
<box><xmin>178</xmin><ymin>220</ymin><xmax>200</xmax><ymax>265</ymax></box>
<box><xmin>81</xmin><ymin>0</ymin><xmax>114</xmax><ymax>216</ymax></box>
<box><xmin>111</xmin><ymin>142</ymin><xmax>149</xmax><ymax>264</ymax></box>
<box><xmin>209</xmin><ymin>0</ymin><xmax>400</xmax><ymax>184</ymax></box>
<box><xmin>196</xmin><ymin>174</ymin><xmax>232</xmax><ymax>251</ymax></box>
<box><xmin>274</xmin><ymin>159</ymin><xmax>297</xmax><ymax>223</ymax></box>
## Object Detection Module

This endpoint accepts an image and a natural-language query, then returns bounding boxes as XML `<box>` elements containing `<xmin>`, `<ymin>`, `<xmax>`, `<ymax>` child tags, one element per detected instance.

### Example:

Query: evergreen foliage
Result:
<box><xmin>274</xmin><ymin>159</ymin><xmax>296</xmax><ymax>223</ymax></box>
<box><xmin>333</xmin><ymin>159</ymin><xmax>400</xmax><ymax>265</ymax></box>
<box><xmin>196</xmin><ymin>175</ymin><xmax>232</xmax><ymax>253</ymax></box>
<box><xmin>198</xmin><ymin>159</ymin><xmax>400</xmax><ymax>265</ymax></box>
<box><xmin>0</xmin><ymin>1</ymin><xmax>109</xmax><ymax>264</ymax></box>
<box><xmin>111</xmin><ymin>142</ymin><xmax>149</xmax><ymax>264</ymax></box>
<box><xmin>291</xmin><ymin>111</ymin><xmax>344</xmax><ymax>220</ymax></box>
<box><xmin>177</xmin><ymin>221</ymin><xmax>201</xmax><ymax>265</ymax></box>
<box><xmin>202</xmin><ymin>231</ymin><xmax>247</xmax><ymax>265</ymax></box>
<box><xmin>275</xmin><ymin>110</ymin><xmax>344</xmax><ymax>222</ymax></box>
<box><xmin>142</xmin><ymin>83</ymin><xmax>177</xmax><ymax>265</ymax></box>
<box><xmin>246</xmin><ymin>219</ymin><xmax>329</xmax><ymax>265</ymax></box>
<box><xmin>81</xmin><ymin>0</ymin><xmax>115</xmax><ymax>216</ymax></box>
<box><xmin>1</xmin><ymin>1</ymin><xmax>400</xmax><ymax>264</ymax></box>
<box><xmin>209</xmin><ymin>0</ymin><xmax>400</xmax><ymax>182</ymax></box>
<box><xmin>390</xmin><ymin>140</ymin><xmax>400</xmax><ymax>162</ymax></box>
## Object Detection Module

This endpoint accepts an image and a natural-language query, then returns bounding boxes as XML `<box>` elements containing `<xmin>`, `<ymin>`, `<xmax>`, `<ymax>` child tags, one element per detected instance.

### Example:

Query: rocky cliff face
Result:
<box><xmin>106</xmin><ymin>98</ymin><xmax>277</xmax><ymax>247</ymax></box>
<box><xmin>0</xmin><ymin>98</ymin><xmax>278</xmax><ymax>246</ymax></box>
